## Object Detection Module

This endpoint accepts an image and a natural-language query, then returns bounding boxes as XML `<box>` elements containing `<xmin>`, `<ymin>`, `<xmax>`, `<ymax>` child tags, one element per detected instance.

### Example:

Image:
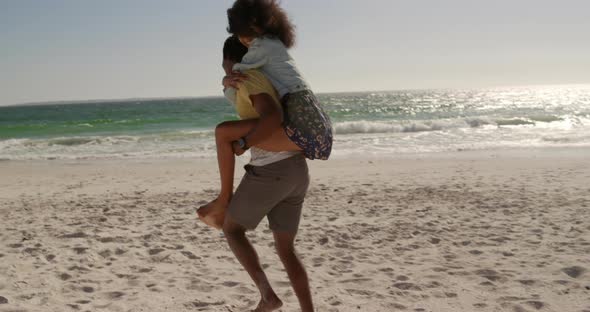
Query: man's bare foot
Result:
<box><xmin>252</xmin><ymin>296</ymin><xmax>283</xmax><ymax>312</ymax></box>
<box><xmin>197</xmin><ymin>198</ymin><xmax>229</xmax><ymax>230</ymax></box>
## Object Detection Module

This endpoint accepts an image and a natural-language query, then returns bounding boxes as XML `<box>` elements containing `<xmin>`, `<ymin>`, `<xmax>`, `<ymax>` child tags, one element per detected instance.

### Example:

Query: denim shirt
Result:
<box><xmin>232</xmin><ymin>36</ymin><xmax>309</xmax><ymax>98</ymax></box>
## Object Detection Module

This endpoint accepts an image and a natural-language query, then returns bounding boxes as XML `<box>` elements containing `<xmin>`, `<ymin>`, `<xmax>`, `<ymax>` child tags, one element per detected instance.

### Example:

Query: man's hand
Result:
<box><xmin>222</xmin><ymin>71</ymin><xmax>248</xmax><ymax>90</ymax></box>
<box><xmin>232</xmin><ymin>140</ymin><xmax>247</xmax><ymax>156</ymax></box>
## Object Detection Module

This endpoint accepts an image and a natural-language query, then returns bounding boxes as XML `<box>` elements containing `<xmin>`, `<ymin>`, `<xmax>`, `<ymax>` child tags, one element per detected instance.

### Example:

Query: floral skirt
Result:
<box><xmin>281</xmin><ymin>90</ymin><xmax>333</xmax><ymax>160</ymax></box>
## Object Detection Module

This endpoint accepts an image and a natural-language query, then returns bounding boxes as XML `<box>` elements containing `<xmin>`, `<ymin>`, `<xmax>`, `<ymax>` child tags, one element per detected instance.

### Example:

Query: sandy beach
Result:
<box><xmin>1</xmin><ymin>148</ymin><xmax>589</xmax><ymax>312</ymax></box>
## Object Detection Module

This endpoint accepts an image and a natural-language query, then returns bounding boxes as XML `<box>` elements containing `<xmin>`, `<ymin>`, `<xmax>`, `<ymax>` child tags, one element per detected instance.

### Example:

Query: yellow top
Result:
<box><xmin>234</xmin><ymin>69</ymin><xmax>281</xmax><ymax>120</ymax></box>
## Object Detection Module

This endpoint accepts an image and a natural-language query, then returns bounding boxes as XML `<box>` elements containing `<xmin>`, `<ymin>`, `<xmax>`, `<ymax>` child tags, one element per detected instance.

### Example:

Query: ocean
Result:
<box><xmin>1</xmin><ymin>85</ymin><xmax>589</xmax><ymax>160</ymax></box>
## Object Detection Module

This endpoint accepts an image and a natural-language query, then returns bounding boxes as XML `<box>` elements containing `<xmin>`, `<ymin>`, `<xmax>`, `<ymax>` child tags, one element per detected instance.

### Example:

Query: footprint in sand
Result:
<box><xmin>524</xmin><ymin>301</ymin><xmax>545</xmax><ymax>310</ymax></box>
<box><xmin>312</xmin><ymin>257</ymin><xmax>325</xmax><ymax>267</ymax></box>
<box><xmin>60</xmin><ymin>232</ymin><xmax>89</xmax><ymax>239</ymax></box>
<box><xmin>236</xmin><ymin>286</ymin><xmax>256</xmax><ymax>294</ymax></box>
<box><xmin>96</xmin><ymin>249</ymin><xmax>113</xmax><ymax>259</ymax></box>
<box><xmin>395</xmin><ymin>275</ymin><xmax>409</xmax><ymax>281</ymax></box>
<box><xmin>180</xmin><ymin>251</ymin><xmax>200</xmax><ymax>260</ymax></box>
<box><xmin>104</xmin><ymin>291</ymin><xmax>125</xmax><ymax>300</ymax></box>
<box><xmin>393</xmin><ymin>282</ymin><xmax>421</xmax><ymax>291</ymax></box>
<box><xmin>114</xmin><ymin>248</ymin><xmax>127</xmax><ymax>255</ymax></box>
<box><xmin>326</xmin><ymin>296</ymin><xmax>342</xmax><ymax>306</ymax></box>
<box><xmin>424</xmin><ymin>280</ymin><xmax>442</xmax><ymax>288</ymax></box>
<box><xmin>81</xmin><ymin>286</ymin><xmax>94</xmax><ymax>293</ymax></box>
<box><xmin>186</xmin><ymin>279</ymin><xmax>213</xmax><ymax>293</ymax></box>
<box><xmin>221</xmin><ymin>281</ymin><xmax>240</xmax><ymax>287</ymax></box>
<box><xmin>148</xmin><ymin>248</ymin><xmax>165</xmax><ymax>255</ymax></box>
<box><xmin>184</xmin><ymin>300</ymin><xmax>225</xmax><ymax>308</ymax></box>
<box><xmin>68</xmin><ymin>265</ymin><xmax>90</xmax><ymax>273</ymax></box>
<box><xmin>66</xmin><ymin>303</ymin><xmax>80</xmax><ymax>309</ymax></box>
<box><xmin>72</xmin><ymin>247</ymin><xmax>88</xmax><ymax>254</ymax></box>
<box><xmin>517</xmin><ymin>279</ymin><xmax>537</xmax><ymax>286</ymax></box>
<box><xmin>562</xmin><ymin>266</ymin><xmax>586</xmax><ymax>278</ymax></box>
<box><xmin>58</xmin><ymin>273</ymin><xmax>72</xmax><ymax>281</ymax></box>
<box><xmin>475</xmin><ymin>269</ymin><xmax>505</xmax><ymax>282</ymax></box>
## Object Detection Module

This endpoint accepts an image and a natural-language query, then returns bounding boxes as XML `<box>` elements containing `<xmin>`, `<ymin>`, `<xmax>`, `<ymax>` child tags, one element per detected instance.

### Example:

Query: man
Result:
<box><xmin>205</xmin><ymin>36</ymin><xmax>315</xmax><ymax>312</ymax></box>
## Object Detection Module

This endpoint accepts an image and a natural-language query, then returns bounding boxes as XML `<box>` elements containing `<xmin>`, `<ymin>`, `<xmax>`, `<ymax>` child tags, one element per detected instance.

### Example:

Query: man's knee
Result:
<box><xmin>277</xmin><ymin>247</ymin><xmax>295</xmax><ymax>263</ymax></box>
<box><xmin>222</xmin><ymin>216</ymin><xmax>246</xmax><ymax>237</ymax></box>
<box><xmin>274</xmin><ymin>235</ymin><xmax>296</xmax><ymax>259</ymax></box>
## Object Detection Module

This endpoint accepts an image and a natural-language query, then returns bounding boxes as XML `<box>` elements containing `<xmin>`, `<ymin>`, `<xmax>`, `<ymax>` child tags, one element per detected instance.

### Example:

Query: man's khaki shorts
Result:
<box><xmin>227</xmin><ymin>154</ymin><xmax>310</xmax><ymax>233</ymax></box>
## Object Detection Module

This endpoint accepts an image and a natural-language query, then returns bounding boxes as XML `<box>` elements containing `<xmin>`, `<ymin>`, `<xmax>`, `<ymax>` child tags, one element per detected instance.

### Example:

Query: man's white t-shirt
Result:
<box><xmin>249</xmin><ymin>147</ymin><xmax>299</xmax><ymax>167</ymax></box>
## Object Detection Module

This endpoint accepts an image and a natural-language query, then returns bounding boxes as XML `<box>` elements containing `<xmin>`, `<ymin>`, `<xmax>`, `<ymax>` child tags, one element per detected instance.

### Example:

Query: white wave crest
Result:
<box><xmin>333</xmin><ymin>119</ymin><xmax>470</xmax><ymax>135</ymax></box>
<box><xmin>332</xmin><ymin>115</ymin><xmax>577</xmax><ymax>135</ymax></box>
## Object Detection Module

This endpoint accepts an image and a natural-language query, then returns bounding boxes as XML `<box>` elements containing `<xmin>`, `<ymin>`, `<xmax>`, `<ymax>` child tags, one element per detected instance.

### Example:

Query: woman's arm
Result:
<box><xmin>232</xmin><ymin>39</ymin><xmax>269</xmax><ymax>71</ymax></box>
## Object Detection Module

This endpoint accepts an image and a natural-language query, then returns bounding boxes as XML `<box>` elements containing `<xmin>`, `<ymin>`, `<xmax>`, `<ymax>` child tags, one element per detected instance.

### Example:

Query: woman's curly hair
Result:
<box><xmin>227</xmin><ymin>0</ymin><xmax>296</xmax><ymax>48</ymax></box>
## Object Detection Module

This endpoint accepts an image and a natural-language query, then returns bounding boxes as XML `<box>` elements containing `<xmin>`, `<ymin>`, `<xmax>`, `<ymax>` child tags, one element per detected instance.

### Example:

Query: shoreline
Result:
<box><xmin>2</xmin><ymin>144</ymin><xmax>589</xmax><ymax>162</ymax></box>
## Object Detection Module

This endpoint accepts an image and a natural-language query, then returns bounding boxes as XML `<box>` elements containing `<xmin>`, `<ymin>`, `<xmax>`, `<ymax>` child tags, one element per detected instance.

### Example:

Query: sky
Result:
<box><xmin>1</xmin><ymin>0</ymin><xmax>589</xmax><ymax>106</ymax></box>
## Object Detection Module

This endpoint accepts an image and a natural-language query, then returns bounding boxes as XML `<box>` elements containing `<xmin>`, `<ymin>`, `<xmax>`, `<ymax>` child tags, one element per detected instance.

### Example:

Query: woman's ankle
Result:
<box><xmin>217</xmin><ymin>193</ymin><xmax>233</xmax><ymax>204</ymax></box>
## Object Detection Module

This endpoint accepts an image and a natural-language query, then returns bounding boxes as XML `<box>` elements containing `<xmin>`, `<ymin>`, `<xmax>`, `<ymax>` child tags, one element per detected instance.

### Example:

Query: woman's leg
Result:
<box><xmin>198</xmin><ymin>119</ymin><xmax>258</xmax><ymax>229</ymax></box>
<box><xmin>198</xmin><ymin>119</ymin><xmax>302</xmax><ymax>229</ymax></box>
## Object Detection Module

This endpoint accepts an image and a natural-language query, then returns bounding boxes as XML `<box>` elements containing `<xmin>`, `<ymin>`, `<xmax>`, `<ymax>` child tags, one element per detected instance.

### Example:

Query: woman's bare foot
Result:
<box><xmin>252</xmin><ymin>295</ymin><xmax>283</xmax><ymax>312</ymax></box>
<box><xmin>197</xmin><ymin>197</ymin><xmax>230</xmax><ymax>230</ymax></box>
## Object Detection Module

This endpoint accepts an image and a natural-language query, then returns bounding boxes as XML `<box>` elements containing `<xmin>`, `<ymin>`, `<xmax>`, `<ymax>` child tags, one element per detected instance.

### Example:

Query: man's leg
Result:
<box><xmin>223</xmin><ymin>216</ymin><xmax>283</xmax><ymax>312</ymax></box>
<box><xmin>273</xmin><ymin>231</ymin><xmax>314</xmax><ymax>312</ymax></box>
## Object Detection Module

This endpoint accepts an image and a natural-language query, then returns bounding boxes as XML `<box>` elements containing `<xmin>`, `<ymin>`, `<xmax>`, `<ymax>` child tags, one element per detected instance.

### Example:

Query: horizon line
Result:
<box><xmin>2</xmin><ymin>82</ymin><xmax>590</xmax><ymax>108</ymax></box>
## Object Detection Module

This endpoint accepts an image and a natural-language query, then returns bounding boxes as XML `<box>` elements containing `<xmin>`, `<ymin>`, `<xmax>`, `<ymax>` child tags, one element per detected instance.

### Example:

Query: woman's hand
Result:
<box><xmin>222</xmin><ymin>71</ymin><xmax>248</xmax><ymax>90</ymax></box>
<box><xmin>232</xmin><ymin>140</ymin><xmax>247</xmax><ymax>156</ymax></box>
